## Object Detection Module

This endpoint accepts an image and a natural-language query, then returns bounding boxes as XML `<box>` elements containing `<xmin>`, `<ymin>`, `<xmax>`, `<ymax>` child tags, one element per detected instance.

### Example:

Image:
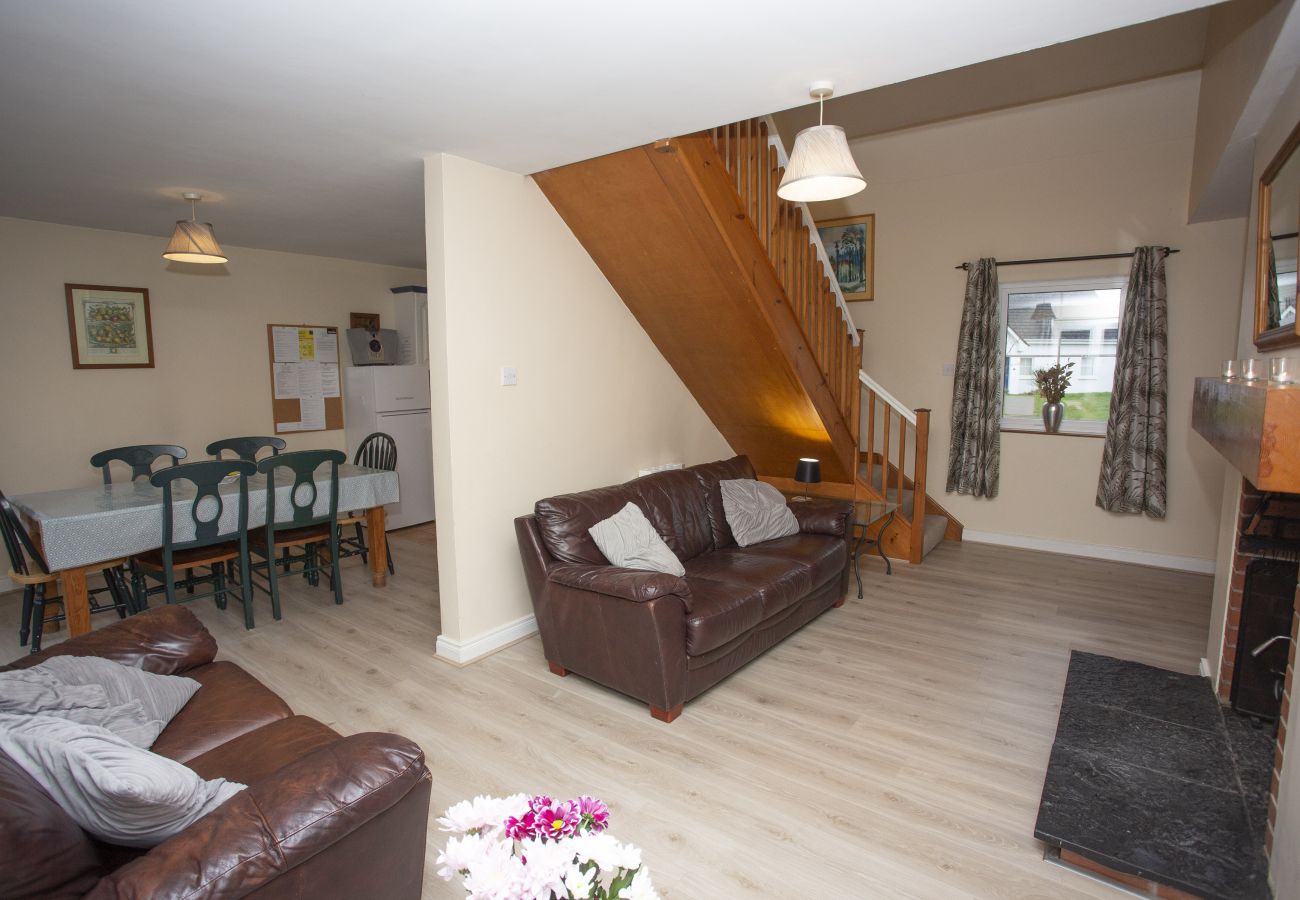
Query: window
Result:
<box><xmin>1000</xmin><ymin>277</ymin><xmax>1125</xmax><ymax>435</ymax></box>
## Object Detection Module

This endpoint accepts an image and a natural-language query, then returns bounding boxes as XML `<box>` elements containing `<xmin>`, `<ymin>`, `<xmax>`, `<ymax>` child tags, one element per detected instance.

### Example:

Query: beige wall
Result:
<box><xmin>423</xmin><ymin>154</ymin><xmax>732</xmax><ymax>657</ymax></box>
<box><xmin>0</xmin><ymin>216</ymin><xmax>422</xmax><ymax>498</ymax></box>
<box><xmin>811</xmin><ymin>72</ymin><xmax>1244</xmax><ymax>567</ymax></box>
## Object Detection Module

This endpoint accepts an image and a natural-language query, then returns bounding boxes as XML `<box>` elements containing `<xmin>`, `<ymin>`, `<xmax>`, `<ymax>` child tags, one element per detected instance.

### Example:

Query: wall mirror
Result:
<box><xmin>1255</xmin><ymin>120</ymin><xmax>1300</xmax><ymax>350</ymax></box>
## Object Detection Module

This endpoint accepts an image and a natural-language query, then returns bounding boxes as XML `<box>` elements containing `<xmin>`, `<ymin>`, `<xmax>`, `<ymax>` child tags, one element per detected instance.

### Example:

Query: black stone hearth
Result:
<box><xmin>1035</xmin><ymin>652</ymin><xmax>1272</xmax><ymax>900</ymax></box>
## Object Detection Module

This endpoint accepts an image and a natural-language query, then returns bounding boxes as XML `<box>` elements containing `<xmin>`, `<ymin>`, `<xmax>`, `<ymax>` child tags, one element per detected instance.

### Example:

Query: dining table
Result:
<box><xmin>10</xmin><ymin>464</ymin><xmax>400</xmax><ymax>637</ymax></box>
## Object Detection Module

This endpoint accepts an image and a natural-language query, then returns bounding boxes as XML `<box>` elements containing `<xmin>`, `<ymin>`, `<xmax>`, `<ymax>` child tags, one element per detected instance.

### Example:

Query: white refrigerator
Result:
<box><xmin>344</xmin><ymin>365</ymin><xmax>435</xmax><ymax>529</ymax></box>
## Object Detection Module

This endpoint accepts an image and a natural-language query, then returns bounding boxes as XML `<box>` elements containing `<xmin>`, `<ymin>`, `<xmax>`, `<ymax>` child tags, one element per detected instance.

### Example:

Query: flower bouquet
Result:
<box><xmin>437</xmin><ymin>793</ymin><xmax>659</xmax><ymax>900</ymax></box>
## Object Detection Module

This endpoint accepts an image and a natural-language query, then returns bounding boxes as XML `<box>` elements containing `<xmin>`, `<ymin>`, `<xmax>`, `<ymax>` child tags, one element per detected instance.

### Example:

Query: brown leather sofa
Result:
<box><xmin>515</xmin><ymin>455</ymin><xmax>852</xmax><ymax>723</ymax></box>
<box><xmin>0</xmin><ymin>606</ymin><xmax>431</xmax><ymax>900</ymax></box>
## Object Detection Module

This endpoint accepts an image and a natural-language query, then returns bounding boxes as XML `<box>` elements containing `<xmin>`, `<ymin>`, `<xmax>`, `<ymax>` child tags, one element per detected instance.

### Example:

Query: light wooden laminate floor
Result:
<box><xmin>2</xmin><ymin>525</ymin><xmax>1213</xmax><ymax>899</ymax></box>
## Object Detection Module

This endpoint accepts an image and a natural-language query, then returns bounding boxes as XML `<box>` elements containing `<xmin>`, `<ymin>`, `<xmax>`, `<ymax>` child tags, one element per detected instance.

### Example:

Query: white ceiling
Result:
<box><xmin>0</xmin><ymin>0</ymin><xmax>1216</xmax><ymax>269</ymax></box>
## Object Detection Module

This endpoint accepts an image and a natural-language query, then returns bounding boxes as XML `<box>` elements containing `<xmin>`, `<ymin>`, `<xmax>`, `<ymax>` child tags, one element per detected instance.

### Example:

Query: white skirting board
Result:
<box><xmin>435</xmin><ymin>614</ymin><xmax>538</xmax><ymax>666</ymax></box>
<box><xmin>962</xmin><ymin>530</ymin><xmax>1216</xmax><ymax>574</ymax></box>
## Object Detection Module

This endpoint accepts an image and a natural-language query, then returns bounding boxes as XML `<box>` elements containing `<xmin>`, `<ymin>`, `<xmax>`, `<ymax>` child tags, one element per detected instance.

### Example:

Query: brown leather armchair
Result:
<box><xmin>0</xmin><ymin>606</ymin><xmax>431</xmax><ymax>900</ymax></box>
<box><xmin>516</xmin><ymin>455</ymin><xmax>852</xmax><ymax>722</ymax></box>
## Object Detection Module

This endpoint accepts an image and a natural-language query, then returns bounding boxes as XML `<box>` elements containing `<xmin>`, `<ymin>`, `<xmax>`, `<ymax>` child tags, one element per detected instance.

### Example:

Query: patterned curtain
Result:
<box><xmin>1096</xmin><ymin>246</ymin><xmax>1168</xmax><ymax>518</ymax></box>
<box><xmin>946</xmin><ymin>258</ymin><xmax>1001</xmax><ymax>498</ymax></box>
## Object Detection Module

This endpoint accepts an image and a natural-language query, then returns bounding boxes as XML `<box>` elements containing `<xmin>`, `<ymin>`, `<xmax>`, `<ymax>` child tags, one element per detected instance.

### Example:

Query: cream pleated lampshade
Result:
<box><xmin>777</xmin><ymin>124</ymin><xmax>866</xmax><ymax>203</ymax></box>
<box><xmin>162</xmin><ymin>220</ymin><xmax>228</xmax><ymax>264</ymax></box>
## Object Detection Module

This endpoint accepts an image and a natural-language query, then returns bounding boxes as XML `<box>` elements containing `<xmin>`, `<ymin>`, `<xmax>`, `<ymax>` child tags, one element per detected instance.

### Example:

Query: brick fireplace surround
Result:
<box><xmin>1219</xmin><ymin>477</ymin><xmax>1300</xmax><ymax>856</ymax></box>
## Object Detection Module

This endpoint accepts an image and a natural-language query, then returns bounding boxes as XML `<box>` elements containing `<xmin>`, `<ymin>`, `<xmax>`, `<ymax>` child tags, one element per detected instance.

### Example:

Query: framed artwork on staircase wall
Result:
<box><xmin>816</xmin><ymin>213</ymin><xmax>875</xmax><ymax>301</ymax></box>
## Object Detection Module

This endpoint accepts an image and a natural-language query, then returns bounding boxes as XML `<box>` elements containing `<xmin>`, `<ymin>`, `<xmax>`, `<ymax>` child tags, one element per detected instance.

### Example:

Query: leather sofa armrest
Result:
<box><xmin>549</xmin><ymin>564</ymin><xmax>692</xmax><ymax>610</ymax></box>
<box><xmin>788</xmin><ymin>498</ymin><xmax>853</xmax><ymax>538</ymax></box>
<box><xmin>86</xmin><ymin>732</ymin><xmax>430</xmax><ymax>899</ymax></box>
<box><xmin>4</xmin><ymin>606</ymin><xmax>217</xmax><ymax>676</ymax></box>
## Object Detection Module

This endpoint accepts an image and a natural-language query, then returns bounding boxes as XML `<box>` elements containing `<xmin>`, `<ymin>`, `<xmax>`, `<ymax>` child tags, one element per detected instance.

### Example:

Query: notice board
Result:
<box><xmin>266</xmin><ymin>324</ymin><xmax>344</xmax><ymax>434</ymax></box>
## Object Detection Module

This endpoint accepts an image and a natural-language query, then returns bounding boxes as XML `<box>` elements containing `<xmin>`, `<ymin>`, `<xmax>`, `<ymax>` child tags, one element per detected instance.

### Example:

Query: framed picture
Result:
<box><xmin>64</xmin><ymin>284</ymin><xmax>154</xmax><ymax>369</ymax></box>
<box><xmin>816</xmin><ymin>214</ymin><xmax>875</xmax><ymax>301</ymax></box>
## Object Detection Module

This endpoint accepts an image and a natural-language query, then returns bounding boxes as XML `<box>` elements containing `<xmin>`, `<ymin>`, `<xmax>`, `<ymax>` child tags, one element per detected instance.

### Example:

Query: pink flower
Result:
<box><xmin>575</xmin><ymin>796</ymin><xmax>609</xmax><ymax>832</ymax></box>
<box><xmin>533</xmin><ymin>800</ymin><xmax>579</xmax><ymax>840</ymax></box>
<box><xmin>528</xmin><ymin>795</ymin><xmax>553</xmax><ymax>813</ymax></box>
<box><xmin>504</xmin><ymin>810</ymin><xmax>537</xmax><ymax>842</ymax></box>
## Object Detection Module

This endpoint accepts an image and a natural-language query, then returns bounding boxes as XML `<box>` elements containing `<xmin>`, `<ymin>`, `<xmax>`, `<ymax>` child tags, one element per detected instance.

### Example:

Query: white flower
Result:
<box><xmin>514</xmin><ymin>837</ymin><xmax>571</xmax><ymax>899</ymax></box>
<box><xmin>618</xmin><ymin>868</ymin><xmax>659</xmax><ymax>900</ymax></box>
<box><xmin>463</xmin><ymin>838</ymin><xmax>527</xmax><ymax>900</ymax></box>
<box><xmin>613</xmin><ymin>841</ymin><xmax>642</xmax><ymax>872</ymax></box>
<box><xmin>569</xmin><ymin>832</ymin><xmax>621</xmax><ymax>873</ymax></box>
<box><xmin>564</xmin><ymin>862</ymin><xmax>596</xmax><ymax>900</ymax></box>
<box><xmin>438</xmin><ymin>793</ymin><xmax>529</xmax><ymax>835</ymax></box>
<box><xmin>437</xmin><ymin>833</ymin><xmax>492</xmax><ymax>881</ymax></box>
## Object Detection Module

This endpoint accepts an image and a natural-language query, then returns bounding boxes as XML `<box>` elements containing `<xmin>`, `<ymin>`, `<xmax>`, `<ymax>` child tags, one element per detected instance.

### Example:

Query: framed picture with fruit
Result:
<box><xmin>65</xmin><ymin>284</ymin><xmax>154</xmax><ymax>369</ymax></box>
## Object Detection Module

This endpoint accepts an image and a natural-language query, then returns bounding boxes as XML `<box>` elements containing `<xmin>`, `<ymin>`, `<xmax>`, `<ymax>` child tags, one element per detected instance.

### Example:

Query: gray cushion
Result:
<box><xmin>0</xmin><ymin>656</ymin><xmax>200</xmax><ymax>748</ymax></box>
<box><xmin>719</xmin><ymin>479</ymin><xmax>799</xmax><ymax>548</ymax></box>
<box><xmin>588</xmin><ymin>501</ymin><xmax>686</xmax><ymax>576</ymax></box>
<box><xmin>0</xmin><ymin>713</ymin><xmax>245</xmax><ymax>848</ymax></box>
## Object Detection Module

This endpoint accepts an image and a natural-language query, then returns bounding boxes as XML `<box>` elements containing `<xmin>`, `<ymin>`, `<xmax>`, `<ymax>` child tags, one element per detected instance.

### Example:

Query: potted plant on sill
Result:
<box><xmin>1034</xmin><ymin>361</ymin><xmax>1074</xmax><ymax>434</ymax></box>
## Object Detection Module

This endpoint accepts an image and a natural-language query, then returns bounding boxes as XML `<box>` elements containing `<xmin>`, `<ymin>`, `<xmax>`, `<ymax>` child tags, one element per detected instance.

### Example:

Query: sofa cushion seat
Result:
<box><xmin>186</xmin><ymin>715</ymin><xmax>342</xmax><ymax>785</ymax></box>
<box><xmin>741</xmin><ymin>534</ymin><xmax>847</xmax><ymax>589</ymax></box>
<box><xmin>149</xmin><ymin>661</ymin><xmax>292</xmax><ymax>764</ymax></box>
<box><xmin>684</xmin><ymin>551</ymin><xmax>813</xmax><ymax>622</ymax></box>
<box><xmin>683</xmin><ymin>578</ymin><xmax>765</xmax><ymax>656</ymax></box>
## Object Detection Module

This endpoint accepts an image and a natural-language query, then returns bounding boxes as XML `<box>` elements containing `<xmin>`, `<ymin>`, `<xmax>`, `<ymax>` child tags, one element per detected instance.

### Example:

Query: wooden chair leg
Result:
<box><xmin>237</xmin><ymin>548</ymin><xmax>254</xmax><ymax>630</ymax></box>
<box><xmin>266</xmin><ymin>551</ymin><xmax>283</xmax><ymax>621</ymax></box>
<box><xmin>329</xmin><ymin>532</ymin><xmax>344</xmax><ymax>606</ymax></box>
<box><xmin>355</xmin><ymin>522</ymin><xmax>368</xmax><ymax>564</ymax></box>
<box><xmin>649</xmin><ymin>703</ymin><xmax>682</xmax><ymax>724</ymax></box>
<box><xmin>30</xmin><ymin>584</ymin><xmax>46</xmax><ymax>654</ymax></box>
<box><xmin>386</xmin><ymin>535</ymin><xmax>395</xmax><ymax>575</ymax></box>
<box><xmin>18</xmin><ymin>585</ymin><xmax>34</xmax><ymax>646</ymax></box>
<box><xmin>548</xmin><ymin>661</ymin><xmax>569</xmax><ymax>677</ymax></box>
<box><xmin>213</xmin><ymin>564</ymin><xmax>228</xmax><ymax>610</ymax></box>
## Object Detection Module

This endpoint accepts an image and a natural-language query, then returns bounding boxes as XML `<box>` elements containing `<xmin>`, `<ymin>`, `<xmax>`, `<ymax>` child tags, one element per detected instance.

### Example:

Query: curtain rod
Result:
<box><xmin>954</xmin><ymin>248</ymin><xmax>1179</xmax><ymax>271</ymax></box>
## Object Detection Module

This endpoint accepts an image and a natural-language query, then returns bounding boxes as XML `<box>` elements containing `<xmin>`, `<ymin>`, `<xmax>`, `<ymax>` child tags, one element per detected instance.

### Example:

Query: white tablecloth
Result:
<box><xmin>12</xmin><ymin>465</ymin><xmax>399</xmax><ymax>571</ymax></box>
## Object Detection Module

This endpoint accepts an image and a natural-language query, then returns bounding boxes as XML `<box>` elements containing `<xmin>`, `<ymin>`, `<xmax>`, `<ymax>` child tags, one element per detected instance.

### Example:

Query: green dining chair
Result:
<box><xmin>131</xmin><ymin>459</ymin><xmax>258</xmax><ymax>629</ymax></box>
<box><xmin>206</xmin><ymin>436</ymin><xmax>286</xmax><ymax>463</ymax></box>
<box><xmin>248</xmin><ymin>449</ymin><xmax>346</xmax><ymax>619</ymax></box>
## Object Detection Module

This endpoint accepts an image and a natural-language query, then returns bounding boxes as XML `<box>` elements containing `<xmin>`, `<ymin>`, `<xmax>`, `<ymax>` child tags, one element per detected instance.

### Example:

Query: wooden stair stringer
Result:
<box><xmin>534</xmin><ymin>135</ymin><xmax>858</xmax><ymax>483</ymax></box>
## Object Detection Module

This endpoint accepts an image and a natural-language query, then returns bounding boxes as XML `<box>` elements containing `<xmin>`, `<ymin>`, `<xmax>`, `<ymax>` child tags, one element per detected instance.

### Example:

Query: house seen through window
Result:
<box><xmin>1000</xmin><ymin>277</ymin><xmax>1126</xmax><ymax>435</ymax></box>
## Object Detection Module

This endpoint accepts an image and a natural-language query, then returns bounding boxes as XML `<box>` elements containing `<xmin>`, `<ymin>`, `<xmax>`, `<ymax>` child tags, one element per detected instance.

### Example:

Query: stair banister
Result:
<box><xmin>859</xmin><ymin>370</ymin><xmax>917</xmax><ymax>425</ymax></box>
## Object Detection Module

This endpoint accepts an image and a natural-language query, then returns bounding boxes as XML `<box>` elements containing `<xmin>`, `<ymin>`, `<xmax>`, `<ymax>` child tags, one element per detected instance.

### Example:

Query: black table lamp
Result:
<box><xmin>793</xmin><ymin>457</ymin><xmax>821</xmax><ymax>500</ymax></box>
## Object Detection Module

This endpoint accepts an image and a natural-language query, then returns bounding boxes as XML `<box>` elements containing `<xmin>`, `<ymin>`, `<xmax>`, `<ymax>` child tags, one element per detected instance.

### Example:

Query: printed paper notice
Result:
<box><xmin>298</xmin><ymin>328</ymin><xmax>316</xmax><ymax>361</ymax></box>
<box><xmin>299</xmin><ymin>396</ymin><xmax>326</xmax><ymax>431</ymax></box>
<box><xmin>272</xmin><ymin>326</ymin><xmax>300</xmax><ymax>362</ymax></box>
<box><xmin>277</xmin><ymin>420</ymin><xmax>301</xmax><ymax>433</ymax></box>
<box><xmin>320</xmin><ymin>363</ymin><xmax>340</xmax><ymax>398</ymax></box>
<box><xmin>273</xmin><ymin>363</ymin><xmax>299</xmax><ymax>399</ymax></box>
<box><xmin>297</xmin><ymin>360</ymin><xmax>324</xmax><ymax>399</ymax></box>
<box><xmin>315</xmin><ymin>329</ymin><xmax>338</xmax><ymax>363</ymax></box>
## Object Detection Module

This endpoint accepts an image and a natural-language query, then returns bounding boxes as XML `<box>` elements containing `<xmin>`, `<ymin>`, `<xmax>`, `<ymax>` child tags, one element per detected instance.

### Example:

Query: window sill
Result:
<box><xmin>1000</xmin><ymin>423</ymin><xmax>1105</xmax><ymax>439</ymax></box>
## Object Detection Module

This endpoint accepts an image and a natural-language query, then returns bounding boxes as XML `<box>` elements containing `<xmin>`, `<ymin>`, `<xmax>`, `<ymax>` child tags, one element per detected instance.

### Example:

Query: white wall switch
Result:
<box><xmin>500</xmin><ymin>366</ymin><xmax>518</xmax><ymax>386</ymax></box>
<box><xmin>942</xmin><ymin>363</ymin><xmax>956</xmax><ymax>376</ymax></box>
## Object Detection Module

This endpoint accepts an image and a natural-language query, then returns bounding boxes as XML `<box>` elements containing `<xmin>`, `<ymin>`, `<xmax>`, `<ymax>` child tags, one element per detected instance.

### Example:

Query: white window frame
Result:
<box><xmin>998</xmin><ymin>275</ymin><xmax>1126</xmax><ymax>437</ymax></box>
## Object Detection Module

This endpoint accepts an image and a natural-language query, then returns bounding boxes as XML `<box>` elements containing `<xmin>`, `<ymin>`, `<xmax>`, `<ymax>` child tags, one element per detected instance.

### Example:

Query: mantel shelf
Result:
<box><xmin>1192</xmin><ymin>376</ymin><xmax>1300</xmax><ymax>491</ymax></box>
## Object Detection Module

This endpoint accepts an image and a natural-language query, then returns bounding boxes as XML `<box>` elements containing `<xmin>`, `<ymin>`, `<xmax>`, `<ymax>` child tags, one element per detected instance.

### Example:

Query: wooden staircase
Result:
<box><xmin>534</xmin><ymin>118</ymin><xmax>960</xmax><ymax>562</ymax></box>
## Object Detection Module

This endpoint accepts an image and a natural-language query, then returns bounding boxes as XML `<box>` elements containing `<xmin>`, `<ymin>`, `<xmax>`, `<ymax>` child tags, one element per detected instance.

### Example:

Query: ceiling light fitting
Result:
<box><xmin>162</xmin><ymin>192</ymin><xmax>228</xmax><ymax>264</ymax></box>
<box><xmin>777</xmin><ymin>81</ymin><xmax>866</xmax><ymax>203</ymax></box>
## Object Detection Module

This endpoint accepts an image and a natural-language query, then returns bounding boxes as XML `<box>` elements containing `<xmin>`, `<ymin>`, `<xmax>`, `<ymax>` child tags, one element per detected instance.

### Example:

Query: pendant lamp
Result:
<box><xmin>777</xmin><ymin>82</ymin><xmax>866</xmax><ymax>203</ymax></box>
<box><xmin>162</xmin><ymin>192</ymin><xmax>228</xmax><ymax>264</ymax></box>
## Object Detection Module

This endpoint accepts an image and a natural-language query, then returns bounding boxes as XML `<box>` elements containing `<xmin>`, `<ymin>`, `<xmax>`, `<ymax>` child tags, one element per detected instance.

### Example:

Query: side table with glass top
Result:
<box><xmin>851</xmin><ymin>499</ymin><xmax>898</xmax><ymax>598</ymax></box>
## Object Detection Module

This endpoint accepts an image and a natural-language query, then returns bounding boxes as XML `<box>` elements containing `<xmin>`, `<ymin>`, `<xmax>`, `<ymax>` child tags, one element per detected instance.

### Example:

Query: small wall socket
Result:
<box><xmin>500</xmin><ymin>366</ymin><xmax>518</xmax><ymax>386</ymax></box>
<box><xmin>942</xmin><ymin>363</ymin><xmax>956</xmax><ymax>377</ymax></box>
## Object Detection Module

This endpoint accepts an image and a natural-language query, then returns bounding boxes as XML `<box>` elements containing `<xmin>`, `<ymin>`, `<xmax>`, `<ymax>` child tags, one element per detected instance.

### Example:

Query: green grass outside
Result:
<box><xmin>1006</xmin><ymin>391</ymin><xmax>1112</xmax><ymax>421</ymax></box>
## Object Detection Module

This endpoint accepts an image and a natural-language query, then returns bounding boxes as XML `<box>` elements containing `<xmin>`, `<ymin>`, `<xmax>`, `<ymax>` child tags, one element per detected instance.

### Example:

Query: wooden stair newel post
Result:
<box><xmin>910</xmin><ymin>408</ymin><xmax>930</xmax><ymax>565</ymax></box>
